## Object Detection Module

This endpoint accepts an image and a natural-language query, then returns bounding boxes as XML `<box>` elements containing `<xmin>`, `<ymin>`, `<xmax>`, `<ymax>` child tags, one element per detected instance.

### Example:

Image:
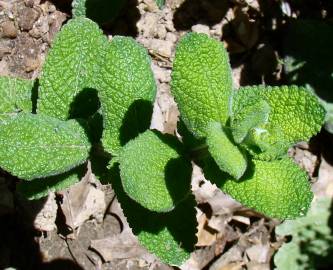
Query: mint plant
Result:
<box><xmin>0</xmin><ymin>17</ymin><xmax>325</xmax><ymax>266</ymax></box>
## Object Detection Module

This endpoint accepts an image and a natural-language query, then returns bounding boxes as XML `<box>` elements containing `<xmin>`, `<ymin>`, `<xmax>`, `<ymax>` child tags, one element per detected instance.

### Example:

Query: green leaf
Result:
<box><xmin>171</xmin><ymin>32</ymin><xmax>232</xmax><ymax>138</ymax></box>
<box><xmin>274</xmin><ymin>197</ymin><xmax>333</xmax><ymax>270</ymax></box>
<box><xmin>0</xmin><ymin>113</ymin><xmax>91</xmax><ymax>180</ymax></box>
<box><xmin>0</xmin><ymin>76</ymin><xmax>34</xmax><ymax>121</ymax></box>
<box><xmin>72</xmin><ymin>0</ymin><xmax>127</xmax><ymax>25</ymax></box>
<box><xmin>17</xmin><ymin>165</ymin><xmax>86</xmax><ymax>200</ymax></box>
<box><xmin>231</xmin><ymin>99</ymin><xmax>270</xmax><ymax>144</ymax></box>
<box><xmin>206</xmin><ymin>122</ymin><xmax>247</xmax><ymax>180</ymax></box>
<box><xmin>38</xmin><ymin>17</ymin><xmax>108</xmax><ymax>120</ymax></box>
<box><xmin>98</xmin><ymin>36</ymin><xmax>156</xmax><ymax>154</ymax></box>
<box><xmin>232</xmin><ymin>85</ymin><xmax>325</xmax><ymax>159</ymax></box>
<box><xmin>119</xmin><ymin>130</ymin><xmax>191</xmax><ymax>212</ymax></box>
<box><xmin>155</xmin><ymin>0</ymin><xmax>165</xmax><ymax>9</ymax></box>
<box><xmin>111</xmin><ymin>164</ymin><xmax>197</xmax><ymax>266</ymax></box>
<box><xmin>205</xmin><ymin>157</ymin><xmax>313</xmax><ymax>219</ymax></box>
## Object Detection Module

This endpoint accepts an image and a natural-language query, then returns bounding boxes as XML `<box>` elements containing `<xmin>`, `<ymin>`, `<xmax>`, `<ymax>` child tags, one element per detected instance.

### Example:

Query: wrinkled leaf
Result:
<box><xmin>98</xmin><ymin>36</ymin><xmax>156</xmax><ymax>154</ymax></box>
<box><xmin>206</xmin><ymin>122</ymin><xmax>247</xmax><ymax>180</ymax></box>
<box><xmin>0</xmin><ymin>113</ymin><xmax>90</xmax><ymax>180</ymax></box>
<box><xmin>119</xmin><ymin>130</ymin><xmax>191</xmax><ymax>212</ymax></box>
<box><xmin>111</xmin><ymin>164</ymin><xmax>197</xmax><ymax>266</ymax></box>
<box><xmin>231</xmin><ymin>98</ymin><xmax>270</xmax><ymax>144</ymax></box>
<box><xmin>171</xmin><ymin>32</ymin><xmax>232</xmax><ymax>138</ymax></box>
<box><xmin>0</xmin><ymin>76</ymin><xmax>34</xmax><ymax>121</ymax></box>
<box><xmin>204</xmin><ymin>157</ymin><xmax>313</xmax><ymax>219</ymax></box>
<box><xmin>38</xmin><ymin>17</ymin><xmax>108</xmax><ymax>120</ymax></box>
<box><xmin>17</xmin><ymin>165</ymin><xmax>86</xmax><ymax>200</ymax></box>
<box><xmin>232</xmin><ymin>85</ymin><xmax>325</xmax><ymax>160</ymax></box>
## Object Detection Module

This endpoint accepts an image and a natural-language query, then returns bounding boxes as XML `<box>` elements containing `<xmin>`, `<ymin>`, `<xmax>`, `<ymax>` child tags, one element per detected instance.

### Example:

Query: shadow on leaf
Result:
<box><xmin>119</xmin><ymin>99</ymin><xmax>153</xmax><ymax>147</ymax></box>
<box><xmin>16</xmin><ymin>165</ymin><xmax>87</xmax><ymax>200</ymax></box>
<box><xmin>109</xmin><ymin>164</ymin><xmax>197</xmax><ymax>263</ymax></box>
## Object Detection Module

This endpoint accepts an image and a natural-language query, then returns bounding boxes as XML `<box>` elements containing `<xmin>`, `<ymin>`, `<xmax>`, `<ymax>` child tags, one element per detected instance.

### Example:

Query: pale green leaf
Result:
<box><xmin>38</xmin><ymin>17</ymin><xmax>108</xmax><ymax>120</ymax></box>
<box><xmin>274</xmin><ymin>197</ymin><xmax>333</xmax><ymax>269</ymax></box>
<box><xmin>119</xmin><ymin>130</ymin><xmax>191</xmax><ymax>212</ymax></box>
<box><xmin>0</xmin><ymin>76</ymin><xmax>34</xmax><ymax>121</ymax></box>
<box><xmin>0</xmin><ymin>113</ymin><xmax>90</xmax><ymax>180</ymax></box>
<box><xmin>205</xmin><ymin>157</ymin><xmax>313</xmax><ymax>219</ymax></box>
<box><xmin>206</xmin><ymin>122</ymin><xmax>247</xmax><ymax>180</ymax></box>
<box><xmin>17</xmin><ymin>165</ymin><xmax>86</xmax><ymax>200</ymax></box>
<box><xmin>171</xmin><ymin>32</ymin><xmax>232</xmax><ymax>138</ymax></box>
<box><xmin>232</xmin><ymin>85</ymin><xmax>325</xmax><ymax>159</ymax></box>
<box><xmin>231</xmin><ymin>99</ymin><xmax>270</xmax><ymax>144</ymax></box>
<box><xmin>155</xmin><ymin>0</ymin><xmax>165</xmax><ymax>8</ymax></box>
<box><xmin>98</xmin><ymin>36</ymin><xmax>156</xmax><ymax>154</ymax></box>
<box><xmin>111</xmin><ymin>164</ymin><xmax>197</xmax><ymax>266</ymax></box>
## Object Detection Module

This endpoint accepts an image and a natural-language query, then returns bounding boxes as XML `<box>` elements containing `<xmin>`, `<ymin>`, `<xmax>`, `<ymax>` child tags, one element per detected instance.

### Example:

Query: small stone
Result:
<box><xmin>165</xmin><ymin>32</ymin><xmax>177</xmax><ymax>43</ymax></box>
<box><xmin>156</xmin><ymin>24</ymin><xmax>167</xmax><ymax>39</ymax></box>
<box><xmin>1</xmin><ymin>21</ymin><xmax>17</xmax><ymax>38</ymax></box>
<box><xmin>191</xmin><ymin>24</ymin><xmax>210</xmax><ymax>35</ymax></box>
<box><xmin>18</xmin><ymin>7</ymin><xmax>40</xmax><ymax>31</ymax></box>
<box><xmin>149</xmin><ymin>38</ymin><xmax>173</xmax><ymax>58</ymax></box>
<box><xmin>137</xmin><ymin>12</ymin><xmax>159</xmax><ymax>37</ymax></box>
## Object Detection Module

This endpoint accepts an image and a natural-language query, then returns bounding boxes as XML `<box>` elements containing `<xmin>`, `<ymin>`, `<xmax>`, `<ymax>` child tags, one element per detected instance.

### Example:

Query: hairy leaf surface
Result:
<box><xmin>171</xmin><ymin>33</ymin><xmax>232</xmax><ymax>138</ymax></box>
<box><xmin>111</xmin><ymin>164</ymin><xmax>197</xmax><ymax>266</ymax></box>
<box><xmin>205</xmin><ymin>157</ymin><xmax>313</xmax><ymax>219</ymax></box>
<box><xmin>0</xmin><ymin>76</ymin><xmax>34</xmax><ymax>121</ymax></box>
<box><xmin>17</xmin><ymin>165</ymin><xmax>86</xmax><ymax>200</ymax></box>
<box><xmin>232</xmin><ymin>85</ymin><xmax>325</xmax><ymax>159</ymax></box>
<box><xmin>98</xmin><ymin>36</ymin><xmax>156</xmax><ymax>154</ymax></box>
<box><xmin>38</xmin><ymin>17</ymin><xmax>108</xmax><ymax>120</ymax></box>
<box><xmin>231</xmin><ymin>99</ymin><xmax>270</xmax><ymax>144</ymax></box>
<box><xmin>119</xmin><ymin>130</ymin><xmax>191</xmax><ymax>212</ymax></box>
<box><xmin>0</xmin><ymin>113</ymin><xmax>90</xmax><ymax>180</ymax></box>
<box><xmin>206</xmin><ymin>122</ymin><xmax>247</xmax><ymax>180</ymax></box>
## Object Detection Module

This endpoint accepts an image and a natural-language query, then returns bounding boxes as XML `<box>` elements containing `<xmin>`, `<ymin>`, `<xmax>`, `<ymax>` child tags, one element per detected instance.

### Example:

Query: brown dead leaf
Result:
<box><xmin>59</xmin><ymin>162</ymin><xmax>106</xmax><ymax>231</ymax></box>
<box><xmin>196</xmin><ymin>210</ymin><xmax>217</xmax><ymax>247</ymax></box>
<box><xmin>245</xmin><ymin>244</ymin><xmax>270</xmax><ymax>263</ymax></box>
<box><xmin>313</xmin><ymin>156</ymin><xmax>333</xmax><ymax>197</ymax></box>
<box><xmin>90</xmin><ymin>228</ymin><xmax>149</xmax><ymax>261</ymax></box>
<box><xmin>180</xmin><ymin>246</ymin><xmax>216</xmax><ymax>270</ymax></box>
<box><xmin>33</xmin><ymin>193</ymin><xmax>57</xmax><ymax>231</ymax></box>
<box><xmin>210</xmin><ymin>246</ymin><xmax>244</xmax><ymax>270</ymax></box>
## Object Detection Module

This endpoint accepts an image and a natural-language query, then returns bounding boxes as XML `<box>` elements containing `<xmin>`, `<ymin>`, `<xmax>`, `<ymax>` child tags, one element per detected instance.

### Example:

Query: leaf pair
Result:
<box><xmin>0</xmin><ymin>17</ymin><xmax>155</xmax><ymax>193</ymax></box>
<box><xmin>170</xmin><ymin>32</ymin><xmax>325</xmax><ymax>219</ymax></box>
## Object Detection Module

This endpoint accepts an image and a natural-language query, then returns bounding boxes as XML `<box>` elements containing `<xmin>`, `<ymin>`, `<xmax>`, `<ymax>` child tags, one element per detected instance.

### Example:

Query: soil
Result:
<box><xmin>1</xmin><ymin>0</ymin><xmax>333</xmax><ymax>270</ymax></box>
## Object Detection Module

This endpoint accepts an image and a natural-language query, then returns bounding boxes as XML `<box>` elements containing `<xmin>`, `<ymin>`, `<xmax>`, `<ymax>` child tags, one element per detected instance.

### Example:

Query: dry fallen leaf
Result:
<box><xmin>59</xmin><ymin>162</ymin><xmax>106</xmax><ymax>230</ymax></box>
<box><xmin>196</xmin><ymin>209</ymin><xmax>217</xmax><ymax>247</ymax></box>
<box><xmin>90</xmin><ymin>228</ymin><xmax>149</xmax><ymax>261</ymax></box>
<box><xmin>33</xmin><ymin>193</ymin><xmax>57</xmax><ymax>231</ymax></box>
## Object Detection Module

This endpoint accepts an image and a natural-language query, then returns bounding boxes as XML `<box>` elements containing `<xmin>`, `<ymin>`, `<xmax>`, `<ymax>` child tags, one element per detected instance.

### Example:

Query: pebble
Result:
<box><xmin>156</xmin><ymin>24</ymin><xmax>167</xmax><ymax>39</ymax></box>
<box><xmin>1</xmin><ymin>21</ymin><xmax>17</xmax><ymax>38</ymax></box>
<box><xmin>137</xmin><ymin>12</ymin><xmax>159</xmax><ymax>37</ymax></box>
<box><xmin>165</xmin><ymin>32</ymin><xmax>177</xmax><ymax>43</ymax></box>
<box><xmin>191</xmin><ymin>24</ymin><xmax>210</xmax><ymax>35</ymax></box>
<box><xmin>149</xmin><ymin>38</ymin><xmax>173</xmax><ymax>58</ymax></box>
<box><xmin>18</xmin><ymin>7</ymin><xmax>40</xmax><ymax>31</ymax></box>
